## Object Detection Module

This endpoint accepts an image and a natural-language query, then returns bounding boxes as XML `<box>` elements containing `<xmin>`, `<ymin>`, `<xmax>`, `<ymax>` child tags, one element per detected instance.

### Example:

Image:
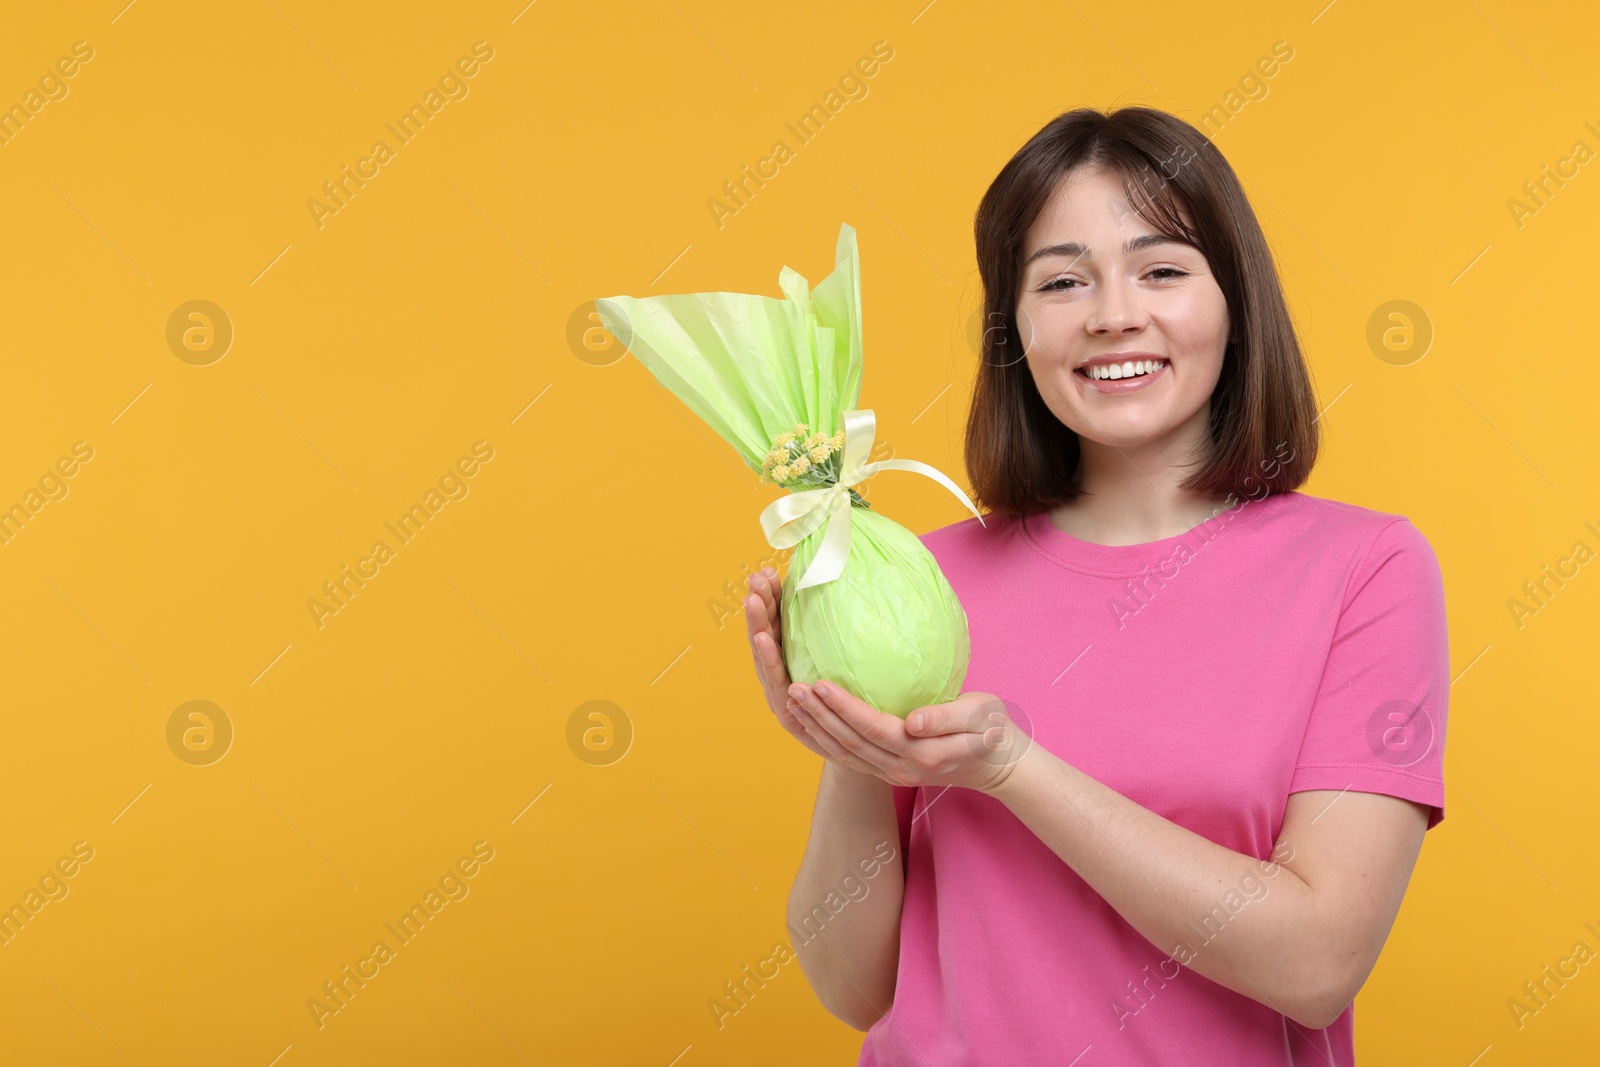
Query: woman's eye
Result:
<box><xmin>1150</xmin><ymin>267</ymin><xmax>1189</xmax><ymax>280</ymax></box>
<box><xmin>1038</xmin><ymin>277</ymin><xmax>1077</xmax><ymax>292</ymax></box>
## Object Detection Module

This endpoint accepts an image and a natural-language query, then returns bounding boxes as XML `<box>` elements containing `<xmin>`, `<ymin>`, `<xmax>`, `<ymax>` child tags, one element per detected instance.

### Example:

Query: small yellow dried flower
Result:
<box><xmin>808</xmin><ymin>443</ymin><xmax>831</xmax><ymax>462</ymax></box>
<box><xmin>772</xmin><ymin>464</ymin><xmax>791</xmax><ymax>481</ymax></box>
<box><xmin>790</xmin><ymin>456</ymin><xmax>811</xmax><ymax>475</ymax></box>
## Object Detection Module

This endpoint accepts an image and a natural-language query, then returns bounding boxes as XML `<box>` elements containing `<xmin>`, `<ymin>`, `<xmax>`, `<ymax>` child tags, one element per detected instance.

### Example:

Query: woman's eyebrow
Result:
<box><xmin>1023</xmin><ymin>233</ymin><xmax>1194</xmax><ymax>267</ymax></box>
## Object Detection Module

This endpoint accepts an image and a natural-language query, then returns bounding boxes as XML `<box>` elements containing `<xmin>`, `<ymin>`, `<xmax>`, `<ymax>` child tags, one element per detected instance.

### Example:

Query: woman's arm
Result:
<box><xmin>988</xmin><ymin>745</ymin><xmax>1429</xmax><ymax>1031</ymax></box>
<box><xmin>788</xmin><ymin>683</ymin><xmax>1430</xmax><ymax>1033</ymax></box>
<box><xmin>785</xmin><ymin>762</ymin><xmax>905</xmax><ymax>1030</ymax></box>
<box><xmin>741</xmin><ymin>568</ymin><xmax>905</xmax><ymax>1031</ymax></box>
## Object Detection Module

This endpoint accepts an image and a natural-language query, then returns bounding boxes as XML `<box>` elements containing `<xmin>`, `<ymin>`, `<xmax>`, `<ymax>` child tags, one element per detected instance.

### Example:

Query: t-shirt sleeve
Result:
<box><xmin>1289</xmin><ymin>517</ymin><xmax>1450</xmax><ymax>830</ymax></box>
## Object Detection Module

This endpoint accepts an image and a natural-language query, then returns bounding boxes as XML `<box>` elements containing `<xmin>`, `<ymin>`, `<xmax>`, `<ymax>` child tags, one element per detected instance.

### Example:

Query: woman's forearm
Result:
<box><xmin>989</xmin><ymin>745</ymin><xmax>1325</xmax><ymax>1026</ymax></box>
<box><xmin>786</xmin><ymin>762</ymin><xmax>905</xmax><ymax>1030</ymax></box>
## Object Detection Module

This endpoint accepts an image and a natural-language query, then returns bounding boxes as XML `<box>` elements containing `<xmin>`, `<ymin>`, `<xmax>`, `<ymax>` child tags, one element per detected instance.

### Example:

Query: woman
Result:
<box><xmin>744</xmin><ymin>106</ymin><xmax>1448</xmax><ymax>1065</ymax></box>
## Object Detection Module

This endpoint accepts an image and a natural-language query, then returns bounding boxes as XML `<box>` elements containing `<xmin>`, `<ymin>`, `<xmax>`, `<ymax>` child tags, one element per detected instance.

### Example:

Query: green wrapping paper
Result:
<box><xmin>593</xmin><ymin>223</ymin><xmax>984</xmax><ymax>717</ymax></box>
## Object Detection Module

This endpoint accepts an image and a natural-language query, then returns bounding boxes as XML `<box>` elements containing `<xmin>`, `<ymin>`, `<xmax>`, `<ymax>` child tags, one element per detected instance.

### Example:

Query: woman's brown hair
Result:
<box><xmin>965</xmin><ymin>105</ymin><xmax>1319</xmax><ymax>519</ymax></box>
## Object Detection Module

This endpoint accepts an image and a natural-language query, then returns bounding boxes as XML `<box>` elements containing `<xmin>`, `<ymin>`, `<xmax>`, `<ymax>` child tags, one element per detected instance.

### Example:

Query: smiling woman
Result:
<box><xmin>752</xmin><ymin>106</ymin><xmax>1450</xmax><ymax>1067</ymax></box>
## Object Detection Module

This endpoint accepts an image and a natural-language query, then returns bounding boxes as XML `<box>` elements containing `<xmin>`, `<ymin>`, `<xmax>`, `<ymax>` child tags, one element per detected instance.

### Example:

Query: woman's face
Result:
<box><xmin>1014</xmin><ymin>164</ymin><xmax>1231</xmax><ymax>458</ymax></box>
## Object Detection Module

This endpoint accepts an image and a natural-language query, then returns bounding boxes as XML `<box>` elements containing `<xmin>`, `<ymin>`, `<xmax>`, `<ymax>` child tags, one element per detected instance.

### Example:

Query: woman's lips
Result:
<box><xmin>1074</xmin><ymin>361</ymin><xmax>1168</xmax><ymax>394</ymax></box>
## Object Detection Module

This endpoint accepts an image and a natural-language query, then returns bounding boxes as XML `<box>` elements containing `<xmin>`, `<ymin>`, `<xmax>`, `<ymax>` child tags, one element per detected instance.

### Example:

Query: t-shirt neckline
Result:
<box><xmin>1020</xmin><ymin>491</ymin><xmax>1289</xmax><ymax>577</ymax></box>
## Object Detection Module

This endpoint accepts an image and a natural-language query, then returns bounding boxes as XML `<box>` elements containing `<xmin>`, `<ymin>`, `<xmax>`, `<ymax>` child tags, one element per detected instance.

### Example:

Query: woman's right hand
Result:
<box><xmin>745</xmin><ymin>566</ymin><xmax>829</xmax><ymax>759</ymax></box>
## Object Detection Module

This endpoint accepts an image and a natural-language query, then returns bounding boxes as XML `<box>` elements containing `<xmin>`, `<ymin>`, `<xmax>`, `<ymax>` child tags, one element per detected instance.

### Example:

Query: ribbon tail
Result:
<box><xmin>793</xmin><ymin>488</ymin><xmax>854</xmax><ymax>591</ymax></box>
<box><xmin>851</xmin><ymin>458</ymin><xmax>987</xmax><ymax>527</ymax></box>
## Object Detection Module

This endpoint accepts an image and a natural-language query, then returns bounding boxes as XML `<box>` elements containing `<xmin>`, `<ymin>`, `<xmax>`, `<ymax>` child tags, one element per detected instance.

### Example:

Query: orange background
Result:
<box><xmin>0</xmin><ymin>1</ymin><xmax>1594</xmax><ymax>1064</ymax></box>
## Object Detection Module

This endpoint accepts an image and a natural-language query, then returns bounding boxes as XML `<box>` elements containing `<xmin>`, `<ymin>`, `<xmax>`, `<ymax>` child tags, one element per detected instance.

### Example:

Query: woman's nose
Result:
<box><xmin>1089</xmin><ymin>278</ymin><xmax>1145</xmax><ymax>333</ymax></box>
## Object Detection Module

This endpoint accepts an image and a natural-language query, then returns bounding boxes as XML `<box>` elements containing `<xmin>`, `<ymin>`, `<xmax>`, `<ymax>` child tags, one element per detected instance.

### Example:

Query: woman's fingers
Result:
<box><xmin>779</xmin><ymin>695</ymin><xmax>831</xmax><ymax>759</ymax></box>
<box><xmin>789</xmin><ymin>696</ymin><xmax>881</xmax><ymax>776</ymax></box>
<box><xmin>761</xmin><ymin>566</ymin><xmax>782</xmax><ymax>643</ymax></box>
<box><xmin>755</xmin><ymin>630</ymin><xmax>790</xmax><ymax>691</ymax></box>
<box><xmin>752</xmin><ymin>567</ymin><xmax>781</xmax><ymax>646</ymax></box>
<box><xmin>792</xmin><ymin>684</ymin><xmax>901</xmax><ymax>772</ymax></box>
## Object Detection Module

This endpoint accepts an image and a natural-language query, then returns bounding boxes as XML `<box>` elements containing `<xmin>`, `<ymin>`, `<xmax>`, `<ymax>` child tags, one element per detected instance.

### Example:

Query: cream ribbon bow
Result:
<box><xmin>758</xmin><ymin>408</ymin><xmax>986</xmax><ymax>591</ymax></box>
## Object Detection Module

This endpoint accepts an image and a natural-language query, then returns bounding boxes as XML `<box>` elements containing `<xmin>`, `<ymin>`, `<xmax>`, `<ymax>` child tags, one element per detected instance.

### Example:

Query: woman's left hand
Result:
<box><xmin>785</xmin><ymin>679</ymin><xmax>1033</xmax><ymax>795</ymax></box>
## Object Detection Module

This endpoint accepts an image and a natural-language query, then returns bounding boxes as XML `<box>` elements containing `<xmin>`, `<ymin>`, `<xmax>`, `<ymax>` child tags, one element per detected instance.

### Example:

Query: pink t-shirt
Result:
<box><xmin>858</xmin><ymin>489</ymin><xmax>1449</xmax><ymax>1066</ymax></box>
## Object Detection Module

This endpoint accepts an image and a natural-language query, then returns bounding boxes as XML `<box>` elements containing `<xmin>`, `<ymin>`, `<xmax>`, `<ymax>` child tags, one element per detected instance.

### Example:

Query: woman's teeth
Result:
<box><xmin>1082</xmin><ymin>358</ymin><xmax>1167</xmax><ymax>380</ymax></box>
